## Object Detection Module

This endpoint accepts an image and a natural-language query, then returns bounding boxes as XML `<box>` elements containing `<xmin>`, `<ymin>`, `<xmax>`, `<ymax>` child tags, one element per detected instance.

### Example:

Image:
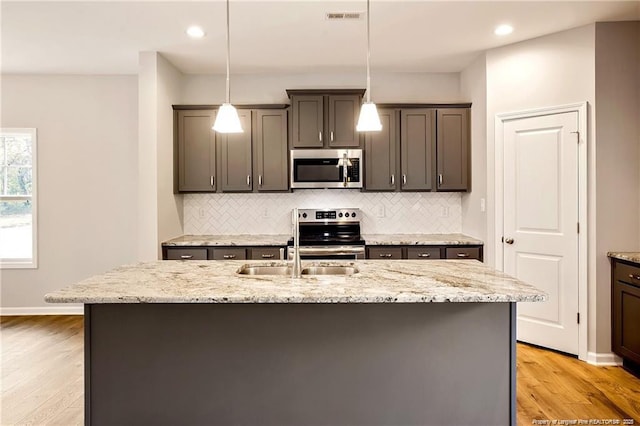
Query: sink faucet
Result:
<box><xmin>292</xmin><ymin>208</ymin><xmax>302</xmax><ymax>278</ymax></box>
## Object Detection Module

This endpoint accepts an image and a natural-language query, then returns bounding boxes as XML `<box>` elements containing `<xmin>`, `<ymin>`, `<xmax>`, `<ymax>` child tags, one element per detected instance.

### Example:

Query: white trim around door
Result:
<box><xmin>495</xmin><ymin>102</ymin><xmax>588</xmax><ymax>362</ymax></box>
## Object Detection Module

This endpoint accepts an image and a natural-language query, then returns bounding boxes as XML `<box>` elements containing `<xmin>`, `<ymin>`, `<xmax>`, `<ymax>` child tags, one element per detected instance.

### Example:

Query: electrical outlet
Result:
<box><xmin>480</xmin><ymin>198</ymin><xmax>486</xmax><ymax>212</ymax></box>
<box><xmin>198</xmin><ymin>208</ymin><xmax>206</xmax><ymax>219</ymax></box>
<box><xmin>440</xmin><ymin>206</ymin><xmax>449</xmax><ymax>218</ymax></box>
<box><xmin>262</xmin><ymin>208</ymin><xmax>270</xmax><ymax>218</ymax></box>
<box><xmin>376</xmin><ymin>205</ymin><xmax>385</xmax><ymax>218</ymax></box>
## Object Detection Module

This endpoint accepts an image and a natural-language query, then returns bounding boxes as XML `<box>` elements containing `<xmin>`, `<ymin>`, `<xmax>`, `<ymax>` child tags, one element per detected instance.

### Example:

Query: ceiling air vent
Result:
<box><xmin>326</xmin><ymin>12</ymin><xmax>363</xmax><ymax>20</ymax></box>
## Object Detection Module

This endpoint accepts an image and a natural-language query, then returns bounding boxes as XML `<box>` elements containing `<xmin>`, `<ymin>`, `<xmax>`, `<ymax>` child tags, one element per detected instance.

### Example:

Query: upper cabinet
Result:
<box><xmin>363</xmin><ymin>105</ymin><xmax>471</xmax><ymax>192</ymax></box>
<box><xmin>436</xmin><ymin>109</ymin><xmax>469</xmax><ymax>191</ymax></box>
<box><xmin>287</xmin><ymin>89</ymin><xmax>364</xmax><ymax>149</ymax></box>
<box><xmin>175</xmin><ymin>109</ymin><xmax>217</xmax><ymax>192</ymax></box>
<box><xmin>174</xmin><ymin>106</ymin><xmax>289</xmax><ymax>194</ymax></box>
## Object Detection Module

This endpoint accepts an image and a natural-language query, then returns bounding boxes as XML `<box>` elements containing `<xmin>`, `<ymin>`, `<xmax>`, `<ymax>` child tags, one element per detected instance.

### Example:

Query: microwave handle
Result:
<box><xmin>343</xmin><ymin>153</ymin><xmax>348</xmax><ymax>187</ymax></box>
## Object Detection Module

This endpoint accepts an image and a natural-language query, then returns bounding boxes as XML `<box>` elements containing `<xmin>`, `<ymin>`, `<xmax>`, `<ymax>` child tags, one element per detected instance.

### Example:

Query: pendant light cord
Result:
<box><xmin>366</xmin><ymin>0</ymin><xmax>371</xmax><ymax>103</ymax></box>
<box><xmin>225</xmin><ymin>0</ymin><xmax>231</xmax><ymax>104</ymax></box>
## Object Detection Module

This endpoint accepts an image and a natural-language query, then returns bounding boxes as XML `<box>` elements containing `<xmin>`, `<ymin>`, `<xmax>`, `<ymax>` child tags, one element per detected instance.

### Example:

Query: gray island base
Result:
<box><xmin>46</xmin><ymin>260</ymin><xmax>545</xmax><ymax>426</ymax></box>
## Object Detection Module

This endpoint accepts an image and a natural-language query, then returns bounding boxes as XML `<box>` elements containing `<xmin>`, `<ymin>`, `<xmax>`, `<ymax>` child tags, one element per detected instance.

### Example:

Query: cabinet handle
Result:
<box><xmin>223</xmin><ymin>254</ymin><xmax>237</xmax><ymax>259</ymax></box>
<box><xmin>418</xmin><ymin>253</ymin><xmax>431</xmax><ymax>258</ymax></box>
<box><xmin>261</xmin><ymin>254</ymin><xmax>275</xmax><ymax>259</ymax></box>
<box><xmin>258</xmin><ymin>175</ymin><xmax>263</xmax><ymax>186</ymax></box>
<box><xmin>402</xmin><ymin>174</ymin><xmax>407</xmax><ymax>185</ymax></box>
<box><xmin>319</xmin><ymin>131</ymin><xmax>322</xmax><ymax>142</ymax></box>
<box><xmin>456</xmin><ymin>253</ymin><xmax>470</xmax><ymax>258</ymax></box>
<box><xmin>438</xmin><ymin>174</ymin><xmax>443</xmax><ymax>186</ymax></box>
<box><xmin>390</xmin><ymin>174</ymin><xmax>395</xmax><ymax>185</ymax></box>
<box><xmin>379</xmin><ymin>253</ymin><xmax>393</xmax><ymax>258</ymax></box>
<box><xmin>629</xmin><ymin>274</ymin><xmax>640</xmax><ymax>281</ymax></box>
<box><xmin>180</xmin><ymin>255</ymin><xmax>193</xmax><ymax>259</ymax></box>
<box><xmin>210</xmin><ymin>176</ymin><xmax>214</xmax><ymax>187</ymax></box>
<box><xmin>331</xmin><ymin>131</ymin><xmax>334</xmax><ymax>142</ymax></box>
<box><xmin>247</xmin><ymin>175</ymin><xmax>251</xmax><ymax>187</ymax></box>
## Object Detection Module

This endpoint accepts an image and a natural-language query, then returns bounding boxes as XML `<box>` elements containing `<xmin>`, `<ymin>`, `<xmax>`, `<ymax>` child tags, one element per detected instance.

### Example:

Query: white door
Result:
<box><xmin>503</xmin><ymin>111</ymin><xmax>579</xmax><ymax>355</ymax></box>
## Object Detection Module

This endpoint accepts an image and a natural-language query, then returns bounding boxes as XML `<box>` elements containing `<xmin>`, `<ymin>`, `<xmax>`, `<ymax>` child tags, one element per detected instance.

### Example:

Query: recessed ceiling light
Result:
<box><xmin>186</xmin><ymin>26</ymin><xmax>205</xmax><ymax>39</ymax></box>
<box><xmin>494</xmin><ymin>24</ymin><xmax>513</xmax><ymax>36</ymax></box>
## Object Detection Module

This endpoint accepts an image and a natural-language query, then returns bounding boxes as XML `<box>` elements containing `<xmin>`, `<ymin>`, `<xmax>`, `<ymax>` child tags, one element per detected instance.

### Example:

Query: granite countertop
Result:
<box><xmin>163</xmin><ymin>233</ymin><xmax>484</xmax><ymax>247</ymax></box>
<box><xmin>363</xmin><ymin>233</ymin><xmax>483</xmax><ymax>245</ymax></box>
<box><xmin>45</xmin><ymin>259</ymin><xmax>544</xmax><ymax>304</ymax></box>
<box><xmin>163</xmin><ymin>234</ymin><xmax>291</xmax><ymax>247</ymax></box>
<box><xmin>608</xmin><ymin>252</ymin><xmax>640</xmax><ymax>265</ymax></box>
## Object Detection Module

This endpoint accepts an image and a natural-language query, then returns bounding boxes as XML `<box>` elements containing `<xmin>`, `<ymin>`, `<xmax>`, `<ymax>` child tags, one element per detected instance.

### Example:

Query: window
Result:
<box><xmin>0</xmin><ymin>129</ymin><xmax>37</xmax><ymax>268</ymax></box>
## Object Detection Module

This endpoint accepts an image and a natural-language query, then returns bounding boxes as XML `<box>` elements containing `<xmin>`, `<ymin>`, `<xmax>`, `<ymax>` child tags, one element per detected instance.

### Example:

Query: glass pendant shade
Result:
<box><xmin>356</xmin><ymin>102</ymin><xmax>382</xmax><ymax>132</ymax></box>
<box><xmin>213</xmin><ymin>103</ymin><xmax>243</xmax><ymax>133</ymax></box>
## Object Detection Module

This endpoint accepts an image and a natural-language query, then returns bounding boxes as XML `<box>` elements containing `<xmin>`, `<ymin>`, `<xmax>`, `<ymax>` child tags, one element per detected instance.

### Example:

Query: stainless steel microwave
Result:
<box><xmin>290</xmin><ymin>149</ymin><xmax>363</xmax><ymax>189</ymax></box>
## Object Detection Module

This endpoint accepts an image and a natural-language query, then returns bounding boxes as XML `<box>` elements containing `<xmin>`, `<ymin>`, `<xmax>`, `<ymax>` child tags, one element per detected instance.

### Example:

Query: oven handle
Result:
<box><xmin>288</xmin><ymin>246</ymin><xmax>366</xmax><ymax>256</ymax></box>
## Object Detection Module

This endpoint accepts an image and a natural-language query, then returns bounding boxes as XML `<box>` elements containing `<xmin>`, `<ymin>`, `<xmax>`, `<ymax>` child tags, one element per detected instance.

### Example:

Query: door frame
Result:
<box><xmin>494</xmin><ymin>102</ymin><xmax>588</xmax><ymax>361</ymax></box>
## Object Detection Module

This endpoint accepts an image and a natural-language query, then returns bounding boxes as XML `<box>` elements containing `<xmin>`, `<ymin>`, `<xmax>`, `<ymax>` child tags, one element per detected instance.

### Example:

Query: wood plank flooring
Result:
<box><xmin>2</xmin><ymin>315</ymin><xmax>639</xmax><ymax>425</ymax></box>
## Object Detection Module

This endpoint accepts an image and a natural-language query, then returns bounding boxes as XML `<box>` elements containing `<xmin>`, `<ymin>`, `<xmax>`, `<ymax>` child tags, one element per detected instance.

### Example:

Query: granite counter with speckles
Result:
<box><xmin>45</xmin><ymin>259</ymin><xmax>545</xmax><ymax>304</ymax></box>
<box><xmin>363</xmin><ymin>233</ymin><xmax>483</xmax><ymax>246</ymax></box>
<box><xmin>162</xmin><ymin>234</ymin><xmax>290</xmax><ymax>246</ymax></box>
<box><xmin>608</xmin><ymin>252</ymin><xmax>640</xmax><ymax>265</ymax></box>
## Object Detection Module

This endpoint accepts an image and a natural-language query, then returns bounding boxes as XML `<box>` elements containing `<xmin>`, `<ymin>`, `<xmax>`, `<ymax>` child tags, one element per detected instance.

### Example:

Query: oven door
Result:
<box><xmin>287</xmin><ymin>246</ymin><xmax>365</xmax><ymax>260</ymax></box>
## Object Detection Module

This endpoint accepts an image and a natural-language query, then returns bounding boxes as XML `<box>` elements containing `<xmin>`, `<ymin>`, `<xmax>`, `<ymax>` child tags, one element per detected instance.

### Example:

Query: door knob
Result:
<box><xmin>504</xmin><ymin>238</ymin><xmax>514</xmax><ymax>245</ymax></box>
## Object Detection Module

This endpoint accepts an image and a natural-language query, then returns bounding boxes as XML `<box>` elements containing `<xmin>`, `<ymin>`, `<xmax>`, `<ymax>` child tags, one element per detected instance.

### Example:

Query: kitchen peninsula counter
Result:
<box><xmin>46</xmin><ymin>260</ymin><xmax>543</xmax><ymax>426</ymax></box>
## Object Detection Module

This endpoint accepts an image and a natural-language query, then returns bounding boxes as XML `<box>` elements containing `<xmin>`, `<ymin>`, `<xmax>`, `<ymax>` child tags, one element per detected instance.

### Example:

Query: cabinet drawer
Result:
<box><xmin>368</xmin><ymin>247</ymin><xmax>403</xmax><ymax>259</ymax></box>
<box><xmin>212</xmin><ymin>248</ymin><xmax>247</xmax><ymax>260</ymax></box>
<box><xmin>615</xmin><ymin>262</ymin><xmax>640</xmax><ymax>288</ymax></box>
<box><xmin>165</xmin><ymin>248</ymin><xmax>208</xmax><ymax>260</ymax></box>
<box><xmin>406</xmin><ymin>247</ymin><xmax>441</xmax><ymax>260</ymax></box>
<box><xmin>445</xmin><ymin>247</ymin><xmax>481</xmax><ymax>260</ymax></box>
<box><xmin>613</xmin><ymin>281</ymin><xmax>640</xmax><ymax>363</ymax></box>
<box><xmin>250</xmin><ymin>247</ymin><xmax>284</xmax><ymax>260</ymax></box>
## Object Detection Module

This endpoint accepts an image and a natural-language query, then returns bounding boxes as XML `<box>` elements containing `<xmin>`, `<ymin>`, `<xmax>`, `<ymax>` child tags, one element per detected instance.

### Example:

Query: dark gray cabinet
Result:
<box><xmin>436</xmin><ymin>109</ymin><xmax>469</xmax><ymax>191</ymax></box>
<box><xmin>364</xmin><ymin>108</ymin><xmax>398</xmax><ymax>191</ymax></box>
<box><xmin>219</xmin><ymin>111</ymin><xmax>253</xmax><ymax>192</ymax></box>
<box><xmin>250</xmin><ymin>247</ymin><xmax>285</xmax><ymax>260</ymax></box>
<box><xmin>288</xmin><ymin>89</ymin><xmax>363</xmax><ymax>149</ymax></box>
<box><xmin>611</xmin><ymin>258</ymin><xmax>640</xmax><ymax>369</ymax></box>
<box><xmin>400</xmin><ymin>109</ymin><xmax>436</xmax><ymax>191</ymax></box>
<box><xmin>367</xmin><ymin>246</ymin><xmax>403</xmax><ymax>259</ymax></box>
<box><xmin>406</xmin><ymin>247</ymin><xmax>441</xmax><ymax>260</ymax></box>
<box><xmin>211</xmin><ymin>247</ymin><xmax>247</xmax><ymax>260</ymax></box>
<box><xmin>253</xmin><ymin>110</ymin><xmax>288</xmax><ymax>191</ymax></box>
<box><xmin>366</xmin><ymin>245</ymin><xmax>482</xmax><ymax>261</ymax></box>
<box><xmin>176</xmin><ymin>110</ymin><xmax>216</xmax><ymax>192</ymax></box>
<box><xmin>445</xmin><ymin>247</ymin><xmax>481</xmax><ymax>260</ymax></box>
<box><xmin>164</xmin><ymin>247</ymin><xmax>208</xmax><ymax>260</ymax></box>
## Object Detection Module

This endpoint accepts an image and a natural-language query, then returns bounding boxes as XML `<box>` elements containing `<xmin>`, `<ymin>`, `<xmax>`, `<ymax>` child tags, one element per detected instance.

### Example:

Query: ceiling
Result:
<box><xmin>2</xmin><ymin>1</ymin><xmax>639</xmax><ymax>75</ymax></box>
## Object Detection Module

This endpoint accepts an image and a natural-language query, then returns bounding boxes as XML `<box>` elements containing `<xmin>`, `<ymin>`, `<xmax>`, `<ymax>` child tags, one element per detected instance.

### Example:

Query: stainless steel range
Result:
<box><xmin>287</xmin><ymin>208</ymin><xmax>365</xmax><ymax>260</ymax></box>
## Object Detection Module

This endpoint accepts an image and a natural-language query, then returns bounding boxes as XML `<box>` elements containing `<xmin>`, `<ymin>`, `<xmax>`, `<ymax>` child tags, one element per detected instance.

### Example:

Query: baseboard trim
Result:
<box><xmin>0</xmin><ymin>306</ymin><xmax>84</xmax><ymax>316</ymax></box>
<box><xmin>585</xmin><ymin>351</ymin><xmax>623</xmax><ymax>366</ymax></box>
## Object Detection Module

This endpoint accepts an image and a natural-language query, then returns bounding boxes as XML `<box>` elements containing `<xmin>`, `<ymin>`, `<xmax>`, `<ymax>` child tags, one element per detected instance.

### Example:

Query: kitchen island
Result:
<box><xmin>46</xmin><ymin>260</ymin><xmax>545</xmax><ymax>426</ymax></box>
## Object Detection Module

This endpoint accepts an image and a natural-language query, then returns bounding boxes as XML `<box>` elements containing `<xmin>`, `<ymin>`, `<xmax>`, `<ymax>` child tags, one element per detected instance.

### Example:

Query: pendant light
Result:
<box><xmin>356</xmin><ymin>0</ymin><xmax>382</xmax><ymax>132</ymax></box>
<box><xmin>213</xmin><ymin>0</ymin><xmax>243</xmax><ymax>133</ymax></box>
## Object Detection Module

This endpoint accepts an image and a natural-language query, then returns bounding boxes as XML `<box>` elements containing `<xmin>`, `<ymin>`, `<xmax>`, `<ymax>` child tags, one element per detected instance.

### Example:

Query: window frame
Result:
<box><xmin>0</xmin><ymin>128</ymin><xmax>38</xmax><ymax>269</ymax></box>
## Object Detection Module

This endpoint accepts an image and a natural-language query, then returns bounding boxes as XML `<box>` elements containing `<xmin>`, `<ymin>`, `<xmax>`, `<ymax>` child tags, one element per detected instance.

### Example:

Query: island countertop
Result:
<box><xmin>45</xmin><ymin>260</ymin><xmax>545</xmax><ymax>304</ymax></box>
<box><xmin>608</xmin><ymin>252</ymin><xmax>640</xmax><ymax>265</ymax></box>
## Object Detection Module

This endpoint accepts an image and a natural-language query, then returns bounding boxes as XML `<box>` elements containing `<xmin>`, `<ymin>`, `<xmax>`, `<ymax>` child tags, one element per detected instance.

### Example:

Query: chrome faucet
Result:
<box><xmin>291</xmin><ymin>208</ymin><xmax>302</xmax><ymax>278</ymax></box>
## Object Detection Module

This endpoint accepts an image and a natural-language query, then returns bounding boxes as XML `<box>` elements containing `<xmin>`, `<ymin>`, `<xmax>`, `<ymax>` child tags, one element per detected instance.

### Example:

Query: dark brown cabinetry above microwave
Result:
<box><xmin>363</xmin><ymin>104</ymin><xmax>470</xmax><ymax>192</ymax></box>
<box><xmin>174</xmin><ymin>105</ymin><xmax>289</xmax><ymax>193</ymax></box>
<box><xmin>287</xmin><ymin>89</ymin><xmax>364</xmax><ymax>149</ymax></box>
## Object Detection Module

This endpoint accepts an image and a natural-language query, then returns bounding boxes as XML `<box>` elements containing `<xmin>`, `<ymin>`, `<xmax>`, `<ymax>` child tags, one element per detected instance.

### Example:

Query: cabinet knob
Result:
<box><xmin>418</xmin><ymin>253</ymin><xmax>431</xmax><ymax>258</ymax></box>
<box><xmin>456</xmin><ymin>253</ymin><xmax>470</xmax><ymax>258</ymax></box>
<box><xmin>223</xmin><ymin>254</ymin><xmax>236</xmax><ymax>259</ymax></box>
<box><xmin>629</xmin><ymin>274</ymin><xmax>640</xmax><ymax>281</ymax></box>
<box><xmin>379</xmin><ymin>253</ymin><xmax>393</xmax><ymax>258</ymax></box>
<box><xmin>261</xmin><ymin>254</ymin><xmax>275</xmax><ymax>259</ymax></box>
<box><xmin>180</xmin><ymin>255</ymin><xmax>193</xmax><ymax>259</ymax></box>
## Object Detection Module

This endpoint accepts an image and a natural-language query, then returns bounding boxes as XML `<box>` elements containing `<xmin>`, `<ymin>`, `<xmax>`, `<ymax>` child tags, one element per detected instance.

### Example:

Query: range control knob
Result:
<box><xmin>345</xmin><ymin>212</ymin><xmax>350</xmax><ymax>218</ymax></box>
<box><xmin>352</xmin><ymin>212</ymin><xmax>357</xmax><ymax>218</ymax></box>
<box><xmin>302</xmin><ymin>213</ymin><xmax>307</xmax><ymax>218</ymax></box>
<box><xmin>338</xmin><ymin>213</ymin><xmax>343</xmax><ymax>218</ymax></box>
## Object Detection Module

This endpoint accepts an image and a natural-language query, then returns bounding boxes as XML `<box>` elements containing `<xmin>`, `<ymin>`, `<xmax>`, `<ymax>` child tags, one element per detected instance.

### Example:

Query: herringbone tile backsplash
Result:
<box><xmin>184</xmin><ymin>191</ymin><xmax>461</xmax><ymax>235</ymax></box>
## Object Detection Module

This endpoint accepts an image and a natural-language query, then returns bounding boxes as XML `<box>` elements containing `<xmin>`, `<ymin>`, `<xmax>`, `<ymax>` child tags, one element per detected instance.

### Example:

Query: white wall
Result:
<box><xmin>138</xmin><ymin>52</ymin><xmax>184</xmax><ymax>261</ymax></box>
<box><xmin>0</xmin><ymin>75</ymin><xmax>138</xmax><ymax>312</ymax></box>
<box><xmin>594</xmin><ymin>21</ymin><xmax>640</xmax><ymax>353</ymax></box>
<box><xmin>460</xmin><ymin>54</ymin><xmax>487</xmax><ymax>244</ymax></box>
<box><xmin>179</xmin><ymin>71</ymin><xmax>466</xmax><ymax>238</ymax></box>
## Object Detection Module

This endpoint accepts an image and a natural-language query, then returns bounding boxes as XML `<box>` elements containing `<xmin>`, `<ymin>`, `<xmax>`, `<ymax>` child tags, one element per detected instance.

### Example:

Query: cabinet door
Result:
<box><xmin>364</xmin><ymin>109</ymin><xmax>398</xmax><ymax>191</ymax></box>
<box><xmin>613</xmin><ymin>279</ymin><xmax>640</xmax><ymax>363</ymax></box>
<box><xmin>328</xmin><ymin>95</ymin><xmax>361</xmax><ymax>147</ymax></box>
<box><xmin>445</xmin><ymin>247</ymin><xmax>481</xmax><ymax>260</ymax></box>
<box><xmin>219</xmin><ymin>111</ymin><xmax>253</xmax><ymax>192</ymax></box>
<box><xmin>254</xmin><ymin>110</ymin><xmax>288</xmax><ymax>191</ymax></box>
<box><xmin>367</xmin><ymin>246</ymin><xmax>403</xmax><ymax>259</ymax></box>
<box><xmin>436</xmin><ymin>109</ymin><xmax>469</xmax><ymax>191</ymax></box>
<box><xmin>250</xmin><ymin>247</ymin><xmax>284</xmax><ymax>260</ymax></box>
<box><xmin>211</xmin><ymin>248</ymin><xmax>247</xmax><ymax>260</ymax></box>
<box><xmin>177</xmin><ymin>110</ymin><xmax>216</xmax><ymax>192</ymax></box>
<box><xmin>400</xmin><ymin>109</ymin><xmax>435</xmax><ymax>191</ymax></box>
<box><xmin>291</xmin><ymin>95</ymin><xmax>324</xmax><ymax>148</ymax></box>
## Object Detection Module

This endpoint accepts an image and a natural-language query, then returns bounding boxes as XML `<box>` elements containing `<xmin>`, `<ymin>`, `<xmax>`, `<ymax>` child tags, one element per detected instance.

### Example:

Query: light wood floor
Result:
<box><xmin>2</xmin><ymin>316</ymin><xmax>640</xmax><ymax>425</ymax></box>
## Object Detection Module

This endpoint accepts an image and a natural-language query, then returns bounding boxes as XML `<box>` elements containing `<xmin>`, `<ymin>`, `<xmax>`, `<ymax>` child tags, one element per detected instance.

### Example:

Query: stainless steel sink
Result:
<box><xmin>236</xmin><ymin>264</ymin><xmax>359</xmax><ymax>276</ymax></box>
<box><xmin>302</xmin><ymin>266</ymin><xmax>358</xmax><ymax>276</ymax></box>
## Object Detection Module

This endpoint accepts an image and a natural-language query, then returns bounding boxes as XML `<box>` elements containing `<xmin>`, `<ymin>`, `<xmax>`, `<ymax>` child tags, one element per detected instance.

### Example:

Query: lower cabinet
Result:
<box><xmin>212</xmin><ymin>248</ymin><xmax>247</xmax><ymax>261</ymax></box>
<box><xmin>164</xmin><ymin>248</ymin><xmax>208</xmax><ymax>260</ymax></box>
<box><xmin>250</xmin><ymin>247</ymin><xmax>284</xmax><ymax>260</ymax></box>
<box><xmin>612</xmin><ymin>259</ymin><xmax>640</xmax><ymax>370</ymax></box>
<box><xmin>366</xmin><ymin>245</ymin><xmax>482</xmax><ymax>261</ymax></box>
<box><xmin>163</xmin><ymin>246</ymin><xmax>286</xmax><ymax>261</ymax></box>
